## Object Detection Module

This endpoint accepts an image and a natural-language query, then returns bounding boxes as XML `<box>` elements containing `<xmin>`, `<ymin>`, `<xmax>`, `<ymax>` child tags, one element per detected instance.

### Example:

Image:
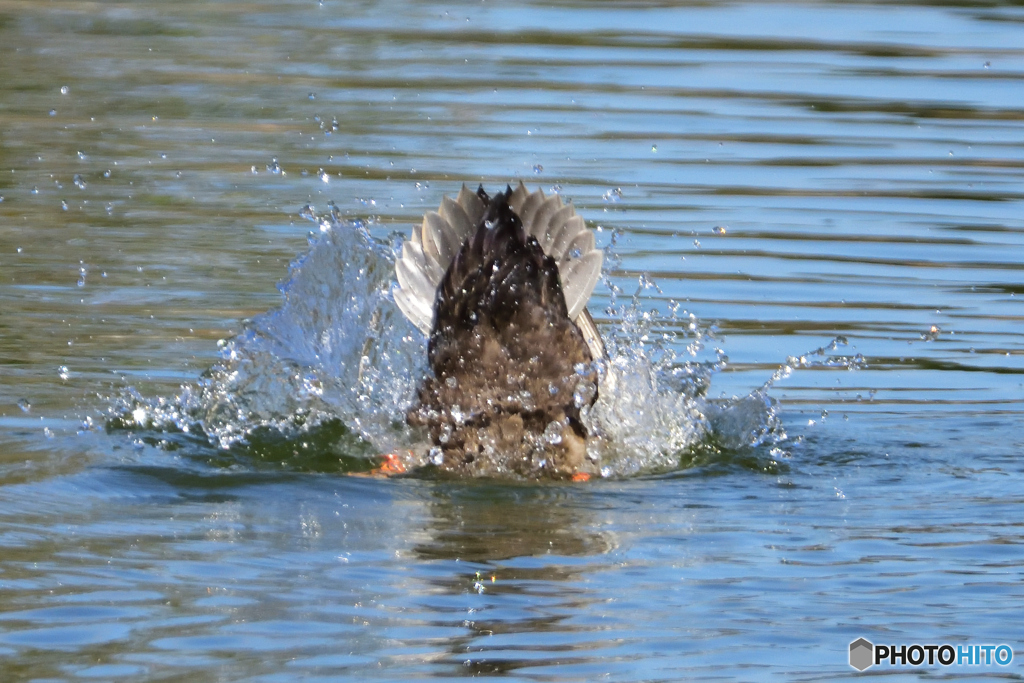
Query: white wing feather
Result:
<box><xmin>394</xmin><ymin>182</ymin><xmax>604</xmax><ymax>356</ymax></box>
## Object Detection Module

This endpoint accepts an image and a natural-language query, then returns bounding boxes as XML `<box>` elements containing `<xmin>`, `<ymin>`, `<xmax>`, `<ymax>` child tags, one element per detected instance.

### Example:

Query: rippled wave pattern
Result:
<box><xmin>0</xmin><ymin>0</ymin><xmax>1022</xmax><ymax>680</ymax></box>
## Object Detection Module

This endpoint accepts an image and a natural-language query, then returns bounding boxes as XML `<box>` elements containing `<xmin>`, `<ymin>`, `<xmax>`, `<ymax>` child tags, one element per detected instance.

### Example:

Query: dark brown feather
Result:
<box><xmin>407</xmin><ymin>187</ymin><xmax>599</xmax><ymax>478</ymax></box>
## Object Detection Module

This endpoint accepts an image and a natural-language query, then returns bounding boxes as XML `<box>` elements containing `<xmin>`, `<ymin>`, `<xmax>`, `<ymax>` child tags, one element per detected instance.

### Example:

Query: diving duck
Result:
<box><xmin>394</xmin><ymin>182</ymin><xmax>605</xmax><ymax>479</ymax></box>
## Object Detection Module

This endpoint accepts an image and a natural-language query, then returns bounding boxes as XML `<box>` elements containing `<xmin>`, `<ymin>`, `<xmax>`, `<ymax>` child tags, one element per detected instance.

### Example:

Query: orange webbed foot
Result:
<box><xmin>352</xmin><ymin>452</ymin><xmax>409</xmax><ymax>478</ymax></box>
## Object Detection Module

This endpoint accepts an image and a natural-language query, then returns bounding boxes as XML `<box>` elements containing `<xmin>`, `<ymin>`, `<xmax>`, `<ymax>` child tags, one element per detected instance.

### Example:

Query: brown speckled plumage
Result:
<box><xmin>406</xmin><ymin>187</ymin><xmax>599</xmax><ymax>478</ymax></box>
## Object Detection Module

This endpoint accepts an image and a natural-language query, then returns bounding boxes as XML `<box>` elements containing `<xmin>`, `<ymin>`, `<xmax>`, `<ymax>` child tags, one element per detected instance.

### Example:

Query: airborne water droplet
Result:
<box><xmin>542</xmin><ymin>421</ymin><xmax>563</xmax><ymax>445</ymax></box>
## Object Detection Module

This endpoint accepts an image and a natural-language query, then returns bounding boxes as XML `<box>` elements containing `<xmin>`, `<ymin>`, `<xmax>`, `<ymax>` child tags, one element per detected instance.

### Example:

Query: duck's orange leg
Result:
<box><xmin>351</xmin><ymin>451</ymin><xmax>409</xmax><ymax>478</ymax></box>
<box><xmin>375</xmin><ymin>452</ymin><xmax>408</xmax><ymax>476</ymax></box>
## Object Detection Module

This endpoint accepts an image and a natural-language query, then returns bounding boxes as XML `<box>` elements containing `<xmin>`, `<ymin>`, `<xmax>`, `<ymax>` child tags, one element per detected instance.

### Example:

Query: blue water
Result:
<box><xmin>1</xmin><ymin>0</ymin><xmax>1023</xmax><ymax>679</ymax></box>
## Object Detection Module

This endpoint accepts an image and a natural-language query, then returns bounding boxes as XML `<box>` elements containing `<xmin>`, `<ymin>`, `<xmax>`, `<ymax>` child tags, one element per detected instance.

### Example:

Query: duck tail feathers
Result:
<box><xmin>394</xmin><ymin>183</ymin><xmax>487</xmax><ymax>334</ymax></box>
<box><xmin>394</xmin><ymin>183</ymin><xmax>604</xmax><ymax>353</ymax></box>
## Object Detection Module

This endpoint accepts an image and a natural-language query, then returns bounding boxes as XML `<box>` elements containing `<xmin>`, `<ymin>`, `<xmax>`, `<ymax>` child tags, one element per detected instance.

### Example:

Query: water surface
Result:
<box><xmin>1</xmin><ymin>0</ymin><xmax>1023</xmax><ymax>679</ymax></box>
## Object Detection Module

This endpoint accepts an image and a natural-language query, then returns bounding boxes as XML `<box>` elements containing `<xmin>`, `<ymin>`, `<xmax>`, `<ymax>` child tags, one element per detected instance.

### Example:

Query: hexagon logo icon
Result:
<box><xmin>849</xmin><ymin>638</ymin><xmax>874</xmax><ymax>671</ymax></box>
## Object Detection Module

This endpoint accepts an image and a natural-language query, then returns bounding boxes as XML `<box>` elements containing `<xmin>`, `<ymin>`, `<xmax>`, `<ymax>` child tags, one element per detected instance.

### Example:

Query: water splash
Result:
<box><xmin>108</xmin><ymin>202</ymin><xmax>864</xmax><ymax>478</ymax></box>
<box><xmin>110</xmin><ymin>205</ymin><xmax>424</xmax><ymax>462</ymax></box>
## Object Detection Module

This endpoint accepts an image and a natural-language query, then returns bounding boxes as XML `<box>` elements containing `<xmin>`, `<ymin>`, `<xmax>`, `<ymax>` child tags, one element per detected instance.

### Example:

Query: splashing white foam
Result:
<box><xmin>109</xmin><ymin>203</ymin><xmax>865</xmax><ymax>478</ymax></box>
